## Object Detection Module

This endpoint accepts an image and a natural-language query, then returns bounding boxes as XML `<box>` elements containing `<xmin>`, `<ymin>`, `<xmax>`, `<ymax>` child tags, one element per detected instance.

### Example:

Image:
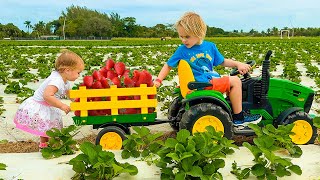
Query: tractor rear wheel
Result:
<box><xmin>96</xmin><ymin>126</ymin><xmax>127</xmax><ymax>150</ymax></box>
<box><xmin>179</xmin><ymin>103</ymin><xmax>233</xmax><ymax>139</ymax></box>
<box><xmin>168</xmin><ymin>97</ymin><xmax>182</xmax><ymax>130</ymax></box>
<box><xmin>282</xmin><ymin>111</ymin><xmax>317</xmax><ymax>145</ymax></box>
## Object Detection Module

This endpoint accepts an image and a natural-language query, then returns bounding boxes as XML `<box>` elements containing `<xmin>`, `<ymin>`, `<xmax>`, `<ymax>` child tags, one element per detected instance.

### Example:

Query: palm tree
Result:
<box><xmin>24</xmin><ymin>21</ymin><xmax>32</xmax><ymax>33</ymax></box>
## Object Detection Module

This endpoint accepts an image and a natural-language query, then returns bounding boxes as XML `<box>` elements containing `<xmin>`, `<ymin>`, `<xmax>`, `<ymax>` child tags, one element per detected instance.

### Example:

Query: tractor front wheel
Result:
<box><xmin>283</xmin><ymin>111</ymin><xmax>317</xmax><ymax>145</ymax></box>
<box><xmin>96</xmin><ymin>126</ymin><xmax>127</xmax><ymax>150</ymax></box>
<box><xmin>179</xmin><ymin>103</ymin><xmax>233</xmax><ymax>139</ymax></box>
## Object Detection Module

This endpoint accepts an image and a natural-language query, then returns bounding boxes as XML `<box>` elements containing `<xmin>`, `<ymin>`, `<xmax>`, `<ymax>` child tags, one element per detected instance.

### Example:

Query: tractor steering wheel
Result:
<box><xmin>230</xmin><ymin>60</ymin><xmax>256</xmax><ymax>76</ymax></box>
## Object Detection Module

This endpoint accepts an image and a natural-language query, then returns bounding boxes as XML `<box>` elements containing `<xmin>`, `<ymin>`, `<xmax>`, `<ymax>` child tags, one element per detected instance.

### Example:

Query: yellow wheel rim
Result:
<box><xmin>100</xmin><ymin>132</ymin><xmax>123</xmax><ymax>150</ymax></box>
<box><xmin>290</xmin><ymin>120</ymin><xmax>313</xmax><ymax>145</ymax></box>
<box><xmin>192</xmin><ymin>115</ymin><xmax>224</xmax><ymax>134</ymax></box>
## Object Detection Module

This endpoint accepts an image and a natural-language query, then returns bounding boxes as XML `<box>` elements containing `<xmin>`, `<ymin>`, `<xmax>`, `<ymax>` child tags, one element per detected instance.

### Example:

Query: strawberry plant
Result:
<box><xmin>69</xmin><ymin>142</ymin><xmax>138</xmax><ymax>180</ymax></box>
<box><xmin>0</xmin><ymin>97</ymin><xmax>4</xmax><ymax>115</ymax></box>
<box><xmin>121</xmin><ymin>126</ymin><xmax>163</xmax><ymax>160</ymax></box>
<box><xmin>0</xmin><ymin>163</ymin><xmax>6</xmax><ymax>170</ymax></box>
<box><xmin>41</xmin><ymin>125</ymin><xmax>79</xmax><ymax>159</ymax></box>
<box><xmin>232</xmin><ymin>124</ymin><xmax>302</xmax><ymax>179</ymax></box>
<box><xmin>313</xmin><ymin>117</ymin><xmax>320</xmax><ymax>141</ymax></box>
<box><xmin>156</xmin><ymin>126</ymin><xmax>238</xmax><ymax>180</ymax></box>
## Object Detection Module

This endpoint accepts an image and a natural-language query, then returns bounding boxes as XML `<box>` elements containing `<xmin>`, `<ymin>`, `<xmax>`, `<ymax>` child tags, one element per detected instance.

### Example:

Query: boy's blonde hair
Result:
<box><xmin>175</xmin><ymin>12</ymin><xmax>207</xmax><ymax>40</ymax></box>
<box><xmin>55</xmin><ymin>49</ymin><xmax>84</xmax><ymax>72</ymax></box>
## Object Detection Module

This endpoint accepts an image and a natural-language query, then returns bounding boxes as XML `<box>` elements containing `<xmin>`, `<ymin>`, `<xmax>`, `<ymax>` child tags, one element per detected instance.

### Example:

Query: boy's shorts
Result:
<box><xmin>204</xmin><ymin>76</ymin><xmax>230</xmax><ymax>93</ymax></box>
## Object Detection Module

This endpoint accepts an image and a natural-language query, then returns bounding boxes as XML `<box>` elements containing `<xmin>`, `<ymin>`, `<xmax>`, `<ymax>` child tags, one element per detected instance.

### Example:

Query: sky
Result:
<box><xmin>0</xmin><ymin>0</ymin><xmax>319</xmax><ymax>32</ymax></box>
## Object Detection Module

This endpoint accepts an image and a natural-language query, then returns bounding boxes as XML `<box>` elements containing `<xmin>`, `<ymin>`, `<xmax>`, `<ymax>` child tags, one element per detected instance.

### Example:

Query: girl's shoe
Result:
<box><xmin>39</xmin><ymin>142</ymin><xmax>48</xmax><ymax>149</ymax></box>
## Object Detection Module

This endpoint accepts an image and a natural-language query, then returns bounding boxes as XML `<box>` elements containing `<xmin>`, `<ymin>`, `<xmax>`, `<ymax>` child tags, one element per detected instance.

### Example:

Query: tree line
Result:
<box><xmin>1</xmin><ymin>5</ymin><xmax>320</xmax><ymax>39</ymax></box>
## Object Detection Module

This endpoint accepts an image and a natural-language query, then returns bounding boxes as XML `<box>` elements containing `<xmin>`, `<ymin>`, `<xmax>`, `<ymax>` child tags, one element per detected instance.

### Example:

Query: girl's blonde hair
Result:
<box><xmin>55</xmin><ymin>49</ymin><xmax>84</xmax><ymax>72</ymax></box>
<box><xmin>175</xmin><ymin>12</ymin><xmax>207</xmax><ymax>40</ymax></box>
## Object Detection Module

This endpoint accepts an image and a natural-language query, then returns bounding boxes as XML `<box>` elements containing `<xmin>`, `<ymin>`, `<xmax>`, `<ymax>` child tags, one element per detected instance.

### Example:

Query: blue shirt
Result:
<box><xmin>167</xmin><ymin>41</ymin><xmax>225</xmax><ymax>82</ymax></box>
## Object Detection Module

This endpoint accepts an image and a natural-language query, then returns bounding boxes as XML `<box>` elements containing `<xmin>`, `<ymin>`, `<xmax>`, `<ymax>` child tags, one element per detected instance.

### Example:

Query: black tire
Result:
<box><xmin>179</xmin><ymin>103</ymin><xmax>233</xmax><ymax>139</ymax></box>
<box><xmin>96</xmin><ymin>126</ymin><xmax>127</xmax><ymax>150</ymax></box>
<box><xmin>168</xmin><ymin>97</ymin><xmax>182</xmax><ymax>130</ymax></box>
<box><xmin>282</xmin><ymin>111</ymin><xmax>317</xmax><ymax>145</ymax></box>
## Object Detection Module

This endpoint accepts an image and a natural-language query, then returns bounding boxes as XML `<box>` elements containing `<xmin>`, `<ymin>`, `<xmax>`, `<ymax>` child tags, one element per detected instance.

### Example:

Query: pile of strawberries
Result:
<box><xmin>74</xmin><ymin>58</ymin><xmax>156</xmax><ymax>116</ymax></box>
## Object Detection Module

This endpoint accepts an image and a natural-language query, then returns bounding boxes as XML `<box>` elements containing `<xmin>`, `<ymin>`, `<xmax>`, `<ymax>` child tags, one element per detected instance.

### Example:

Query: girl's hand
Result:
<box><xmin>154</xmin><ymin>80</ymin><xmax>161</xmax><ymax>88</ymax></box>
<box><xmin>237</xmin><ymin>62</ymin><xmax>251</xmax><ymax>75</ymax></box>
<box><xmin>60</xmin><ymin>103</ymin><xmax>71</xmax><ymax>114</ymax></box>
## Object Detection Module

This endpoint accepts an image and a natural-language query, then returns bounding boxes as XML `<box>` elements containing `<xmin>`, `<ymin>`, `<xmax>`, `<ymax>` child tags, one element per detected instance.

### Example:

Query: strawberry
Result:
<box><xmin>100</xmin><ymin>78</ymin><xmax>110</xmax><ymax>88</ymax></box>
<box><xmin>125</xmin><ymin>108</ymin><xmax>138</xmax><ymax>114</ymax></box>
<box><xmin>132</xmin><ymin>70</ymin><xmax>140</xmax><ymax>83</ymax></box>
<box><xmin>148</xmin><ymin>107</ymin><xmax>155</xmax><ymax>113</ymax></box>
<box><xmin>92</xmin><ymin>81</ymin><xmax>103</xmax><ymax>89</ymax></box>
<box><xmin>148</xmin><ymin>94</ymin><xmax>156</xmax><ymax>99</ymax></box>
<box><xmin>143</xmin><ymin>70</ymin><xmax>153</xmax><ymax>84</ymax></box>
<box><xmin>74</xmin><ymin>110</ymin><xmax>80</xmax><ymax>116</ymax></box>
<box><xmin>111</xmin><ymin>77</ymin><xmax>121</xmax><ymax>88</ymax></box>
<box><xmin>99</xmin><ymin>68</ymin><xmax>108</xmax><ymax>78</ymax></box>
<box><xmin>88</xmin><ymin>110</ymin><xmax>99</xmax><ymax>116</ymax></box>
<box><xmin>137</xmin><ymin>70</ymin><xmax>147</xmax><ymax>86</ymax></box>
<box><xmin>107</xmin><ymin>70</ymin><xmax>117</xmax><ymax>80</ymax></box>
<box><xmin>122</xmin><ymin>69</ymin><xmax>130</xmax><ymax>78</ymax></box>
<box><xmin>147</xmin><ymin>81</ymin><xmax>154</xmax><ymax>87</ymax></box>
<box><xmin>92</xmin><ymin>70</ymin><xmax>102</xmax><ymax>81</ymax></box>
<box><xmin>92</xmin><ymin>97</ymin><xmax>102</xmax><ymax>101</ymax></box>
<box><xmin>133</xmin><ymin>95</ymin><xmax>140</xmax><ymax>100</ymax></box>
<box><xmin>114</xmin><ymin>62</ymin><xmax>126</xmax><ymax>76</ymax></box>
<box><xmin>123</xmin><ymin>76</ymin><xmax>134</xmax><ymax>87</ymax></box>
<box><xmin>83</xmin><ymin>76</ymin><xmax>94</xmax><ymax>88</ymax></box>
<box><xmin>105</xmin><ymin>58</ymin><xmax>115</xmax><ymax>70</ymax></box>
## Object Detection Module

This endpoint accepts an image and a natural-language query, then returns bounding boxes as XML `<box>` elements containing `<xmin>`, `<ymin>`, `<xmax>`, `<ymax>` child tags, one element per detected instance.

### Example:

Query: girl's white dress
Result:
<box><xmin>14</xmin><ymin>71</ymin><xmax>70</xmax><ymax>137</ymax></box>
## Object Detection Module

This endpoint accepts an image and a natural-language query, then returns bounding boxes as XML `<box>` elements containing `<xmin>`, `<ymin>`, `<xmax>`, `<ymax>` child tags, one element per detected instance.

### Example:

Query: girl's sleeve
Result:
<box><xmin>48</xmin><ymin>78</ymin><xmax>63</xmax><ymax>90</ymax></box>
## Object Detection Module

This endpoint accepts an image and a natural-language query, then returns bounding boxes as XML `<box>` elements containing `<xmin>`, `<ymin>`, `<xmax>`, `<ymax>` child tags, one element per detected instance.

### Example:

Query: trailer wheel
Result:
<box><xmin>96</xmin><ymin>126</ymin><xmax>127</xmax><ymax>150</ymax></box>
<box><xmin>282</xmin><ymin>111</ymin><xmax>317</xmax><ymax>145</ymax></box>
<box><xmin>168</xmin><ymin>97</ymin><xmax>182</xmax><ymax>130</ymax></box>
<box><xmin>180</xmin><ymin>103</ymin><xmax>233</xmax><ymax>139</ymax></box>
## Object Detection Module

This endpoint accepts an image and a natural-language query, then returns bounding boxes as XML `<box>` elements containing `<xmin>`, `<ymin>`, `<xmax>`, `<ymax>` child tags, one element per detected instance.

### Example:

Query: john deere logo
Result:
<box><xmin>297</xmin><ymin>98</ymin><xmax>304</xmax><ymax>101</ymax></box>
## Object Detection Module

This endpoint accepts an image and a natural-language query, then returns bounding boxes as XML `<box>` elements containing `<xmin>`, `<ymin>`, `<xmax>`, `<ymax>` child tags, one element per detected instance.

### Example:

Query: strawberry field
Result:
<box><xmin>1</xmin><ymin>37</ymin><xmax>320</xmax><ymax>179</ymax></box>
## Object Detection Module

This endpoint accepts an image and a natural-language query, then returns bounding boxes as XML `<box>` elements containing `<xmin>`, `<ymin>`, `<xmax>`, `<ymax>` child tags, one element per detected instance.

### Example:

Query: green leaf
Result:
<box><xmin>122</xmin><ymin>164</ymin><xmax>138</xmax><ymax>175</ymax></box>
<box><xmin>251</xmin><ymin>164</ymin><xmax>266</xmax><ymax>177</ymax></box>
<box><xmin>112</xmin><ymin>163</ymin><xmax>124</xmax><ymax>176</ymax></box>
<box><xmin>186</xmin><ymin>166</ymin><xmax>202</xmax><ymax>177</ymax></box>
<box><xmin>133</xmin><ymin>126</ymin><xmax>150</xmax><ymax>136</ymax></box>
<box><xmin>288</xmin><ymin>165</ymin><xmax>302</xmax><ymax>175</ymax></box>
<box><xmin>241</xmin><ymin>168</ymin><xmax>251</xmax><ymax>179</ymax></box>
<box><xmin>175</xmin><ymin>143</ymin><xmax>186</xmax><ymax>154</ymax></box>
<box><xmin>186</xmin><ymin>139</ymin><xmax>196</xmax><ymax>152</ymax></box>
<box><xmin>167</xmin><ymin>152</ymin><xmax>179</xmax><ymax>161</ymax></box>
<box><xmin>121</xmin><ymin>149</ymin><xmax>131</xmax><ymax>159</ymax></box>
<box><xmin>212</xmin><ymin>159</ymin><xmax>225</xmax><ymax>169</ymax></box>
<box><xmin>71</xmin><ymin>161</ymin><xmax>86</xmax><ymax>173</ymax></box>
<box><xmin>175</xmin><ymin>171</ymin><xmax>186</xmax><ymax>180</ymax></box>
<box><xmin>203</xmin><ymin>163</ymin><xmax>216</xmax><ymax>175</ymax></box>
<box><xmin>41</xmin><ymin>148</ymin><xmax>53</xmax><ymax>159</ymax></box>
<box><xmin>165</xmin><ymin>138</ymin><xmax>178</xmax><ymax>148</ymax></box>
<box><xmin>275</xmin><ymin>164</ymin><xmax>291</xmax><ymax>177</ymax></box>
<box><xmin>180</xmin><ymin>152</ymin><xmax>193</xmax><ymax>160</ymax></box>
<box><xmin>0</xmin><ymin>163</ymin><xmax>7</xmax><ymax>170</ymax></box>
<box><xmin>176</xmin><ymin>129</ymin><xmax>190</xmax><ymax>143</ymax></box>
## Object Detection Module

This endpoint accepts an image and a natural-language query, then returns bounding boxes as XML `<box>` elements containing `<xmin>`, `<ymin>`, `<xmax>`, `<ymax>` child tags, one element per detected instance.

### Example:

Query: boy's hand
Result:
<box><xmin>237</xmin><ymin>62</ymin><xmax>251</xmax><ymax>75</ymax></box>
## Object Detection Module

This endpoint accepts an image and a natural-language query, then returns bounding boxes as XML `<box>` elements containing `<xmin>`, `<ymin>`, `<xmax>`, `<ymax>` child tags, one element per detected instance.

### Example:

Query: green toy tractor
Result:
<box><xmin>168</xmin><ymin>50</ymin><xmax>317</xmax><ymax>145</ymax></box>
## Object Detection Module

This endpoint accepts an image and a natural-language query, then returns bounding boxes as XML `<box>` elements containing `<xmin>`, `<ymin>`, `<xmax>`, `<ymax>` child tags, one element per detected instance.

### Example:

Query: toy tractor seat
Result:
<box><xmin>177</xmin><ymin>60</ymin><xmax>216</xmax><ymax>98</ymax></box>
